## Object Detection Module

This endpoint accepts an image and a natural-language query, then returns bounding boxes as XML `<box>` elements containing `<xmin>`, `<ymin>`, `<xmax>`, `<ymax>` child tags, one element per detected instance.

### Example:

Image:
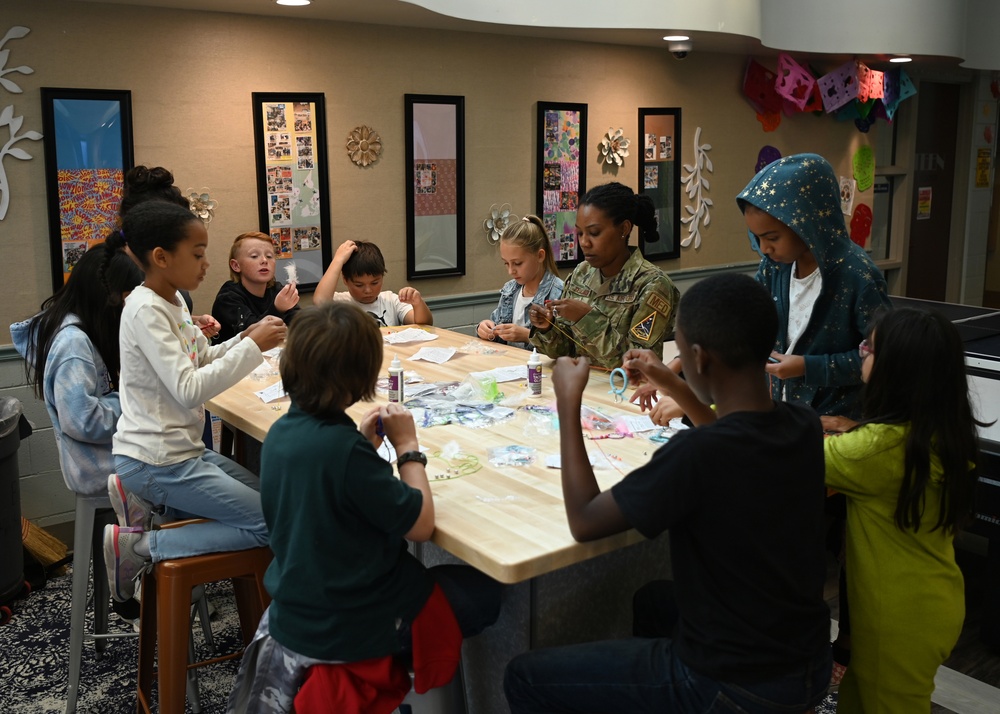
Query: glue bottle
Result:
<box><xmin>527</xmin><ymin>348</ymin><xmax>543</xmax><ymax>396</ymax></box>
<box><xmin>388</xmin><ymin>354</ymin><xmax>404</xmax><ymax>403</ymax></box>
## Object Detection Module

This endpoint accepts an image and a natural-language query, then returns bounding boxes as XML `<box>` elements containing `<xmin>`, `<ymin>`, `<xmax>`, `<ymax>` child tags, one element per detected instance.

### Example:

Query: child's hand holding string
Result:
<box><xmin>765</xmin><ymin>352</ymin><xmax>805</xmax><ymax>379</ymax></box>
<box><xmin>624</xmin><ymin>350</ymin><xmax>715</xmax><ymax>426</ymax></box>
<box><xmin>477</xmin><ymin>319</ymin><xmax>497</xmax><ymax>340</ymax></box>
<box><xmin>193</xmin><ymin>314</ymin><xmax>221</xmax><ymax>338</ymax></box>
<box><xmin>243</xmin><ymin>315</ymin><xmax>286</xmax><ymax>351</ymax></box>
<box><xmin>622</xmin><ymin>349</ymin><xmax>677</xmax><ymax>392</ymax></box>
<box><xmin>379</xmin><ymin>403</ymin><xmax>419</xmax><ymax>453</ymax></box>
<box><xmin>359</xmin><ymin>407</ymin><xmax>384</xmax><ymax>449</ymax></box>
<box><xmin>492</xmin><ymin>323</ymin><xmax>529</xmax><ymax>344</ymax></box>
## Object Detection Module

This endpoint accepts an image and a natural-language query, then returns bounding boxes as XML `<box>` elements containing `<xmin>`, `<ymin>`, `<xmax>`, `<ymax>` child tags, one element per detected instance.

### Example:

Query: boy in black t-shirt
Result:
<box><xmin>504</xmin><ymin>273</ymin><xmax>831</xmax><ymax>714</ymax></box>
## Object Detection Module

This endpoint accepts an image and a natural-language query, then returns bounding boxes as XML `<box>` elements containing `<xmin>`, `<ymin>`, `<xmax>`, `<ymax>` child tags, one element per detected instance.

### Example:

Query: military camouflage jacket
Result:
<box><xmin>530</xmin><ymin>248</ymin><xmax>679</xmax><ymax>370</ymax></box>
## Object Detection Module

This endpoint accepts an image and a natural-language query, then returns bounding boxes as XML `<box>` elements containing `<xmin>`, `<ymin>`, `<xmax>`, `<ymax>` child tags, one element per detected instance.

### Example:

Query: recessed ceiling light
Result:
<box><xmin>662</xmin><ymin>35</ymin><xmax>690</xmax><ymax>42</ymax></box>
<box><xmin>889</xmin><ymin>56</ymin><xmax>912</xmax><ymax>63</ymax></box>
<box><xmin>276</xmin><ymin>0</ymin><xmax>311</xmax><ymax>6</ymax></box>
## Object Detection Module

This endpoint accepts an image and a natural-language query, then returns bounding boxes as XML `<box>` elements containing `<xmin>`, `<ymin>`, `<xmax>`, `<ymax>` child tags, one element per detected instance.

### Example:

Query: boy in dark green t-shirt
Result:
<box><xmin>227</xmin><ymin>303</ymin><xmax>499</xmax><ymax>713</ymax></box>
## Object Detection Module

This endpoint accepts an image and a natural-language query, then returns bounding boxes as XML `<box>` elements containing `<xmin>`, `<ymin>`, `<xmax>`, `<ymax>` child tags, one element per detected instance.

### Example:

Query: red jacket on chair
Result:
<box><xmin>293</xmin><ymin>583</ymin><xmax>462</xmax><ymax>713</ymax></box>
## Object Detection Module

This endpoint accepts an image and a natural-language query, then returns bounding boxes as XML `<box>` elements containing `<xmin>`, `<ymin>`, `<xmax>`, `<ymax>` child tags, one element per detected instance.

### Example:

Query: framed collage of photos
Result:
<box><xmin>637</xmin><ymin>107</ymin><xmax>681</xmax><ymax>261</ymax></box>
<box><xmin>535</xmin><ymin>102</ymin><xmax>587</xmax><ymax>268</ymax></box>
<box><xmin>40</xmin><ymin>87</ymin><xmax>134</xmax><ymax>291</ymax></box>
<box><xmin>252</xmin><ymin>92</ymin><xmax>332</xmax><ymax>291</ymax></box>
<box><xmin>404</xmin><ymin>94</ymin><xmax>466</xmax><ymax>280</ymax></box>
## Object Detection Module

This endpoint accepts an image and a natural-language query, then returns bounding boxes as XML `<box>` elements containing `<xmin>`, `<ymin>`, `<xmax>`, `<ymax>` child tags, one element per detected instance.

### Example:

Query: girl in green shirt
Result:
<box><xmin>823</xmin><ymin>307</ymin><xmax>983</xmax><ymax>712</ymax></box>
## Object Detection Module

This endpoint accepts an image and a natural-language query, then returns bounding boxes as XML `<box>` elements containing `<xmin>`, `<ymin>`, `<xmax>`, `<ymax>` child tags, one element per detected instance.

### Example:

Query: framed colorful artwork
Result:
<box><xmin>405</xmin><ymin>94</ymin><xmax>466</xmax><ymax>279</ymax></box>
<box><xmin>40</xmin><ymin>88</ymin><xmax>134</xmax><ymax>291</ymax></box>
<box><xmin>637</xmin><ymin>108</ymin><xmax>681</xmax><ymax>261</ymax></box>
<box><xmin>252</xmin><ymin>92</ymin><xmax>332</xmax><ymax>292</ymax></box>
<box><xmin>535</xmin><ymin>101</ymin><xmax>587</xmax><ymax>267</ymax></box>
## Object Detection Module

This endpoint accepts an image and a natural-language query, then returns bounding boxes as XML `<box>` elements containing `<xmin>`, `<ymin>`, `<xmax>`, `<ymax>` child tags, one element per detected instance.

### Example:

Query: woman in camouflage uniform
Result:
<box><xmin>529</xmin><ymin>182</ymin><xmax>679</xmax><ymax>370</ymax></box>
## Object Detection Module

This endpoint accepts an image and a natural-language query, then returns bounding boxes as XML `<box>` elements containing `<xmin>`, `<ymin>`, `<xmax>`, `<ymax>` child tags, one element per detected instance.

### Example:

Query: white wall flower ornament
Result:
<box><xmin>680</xmin><ymin>126</ymin><xmax>714</xmax><ymax>250</ymax></box>
<box><xmin>483</xmin><ymin>203</ymin><xmax>513</xmax><ymax>244</ymax></box>
<box><xmin>0</xmin><ymin>26</ymin><xmax>41</xmax><ymax>222</ymax></box>
<box><xmin>599</xmin><ymin>127</ymin><xmax>630</xmax><ymax>167</ymax></box>
<box><xmin>346</xmin><ymin>125</ymin><xmax>382</xmax><ymax>167</ymax></box>
<box><xmin>185</xmin><ymin>188</ymin><xmax>218</xmax><ymax>225</ymax></box>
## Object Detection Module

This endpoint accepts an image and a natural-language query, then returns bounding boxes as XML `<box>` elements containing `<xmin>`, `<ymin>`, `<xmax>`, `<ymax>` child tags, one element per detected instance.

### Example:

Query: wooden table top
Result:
<box><xmin>207</xmin><ymin>326</ymin><xmax>677</xmax><ymax>584</ymax></box>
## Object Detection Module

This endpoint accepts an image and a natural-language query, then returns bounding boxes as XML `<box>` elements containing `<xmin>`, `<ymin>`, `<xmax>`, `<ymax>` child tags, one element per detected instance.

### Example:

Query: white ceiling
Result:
<box><xmin>67</xmin><ymin>0</ymin><xmax>810</xmax><ymax>57</ymax></box>
<box><xmin>74</xmin><ymin>0</ymin><xmax>994</xmax><ymax>71</ymax></box>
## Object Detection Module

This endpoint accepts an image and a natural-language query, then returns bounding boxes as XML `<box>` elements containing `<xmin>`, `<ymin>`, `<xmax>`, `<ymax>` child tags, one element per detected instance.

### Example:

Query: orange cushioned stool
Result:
<box><xmin>136</xmin><ymin>544</ymin><xmax>272</xmax><ymax>714</ymax></box>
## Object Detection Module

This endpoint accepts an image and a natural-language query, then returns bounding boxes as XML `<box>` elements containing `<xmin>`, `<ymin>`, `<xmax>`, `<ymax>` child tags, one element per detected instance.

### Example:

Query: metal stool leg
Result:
<box><xmin>66</xmin><ymin>498</ymin><xmax>96</xmax><ymax>714</ymax></box>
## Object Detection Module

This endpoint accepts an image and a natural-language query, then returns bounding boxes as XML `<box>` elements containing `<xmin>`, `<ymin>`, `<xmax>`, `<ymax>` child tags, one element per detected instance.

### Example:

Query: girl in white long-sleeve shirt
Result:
<box><xmin>102</xmin><ymin>200</ymin><xmax>286</xmax><ymax>603</ymax></box>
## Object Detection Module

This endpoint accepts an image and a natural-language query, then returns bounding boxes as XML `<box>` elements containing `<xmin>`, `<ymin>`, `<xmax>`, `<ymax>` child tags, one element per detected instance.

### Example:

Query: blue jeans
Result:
<box><xmin>504</xmin><ymin>637</ymin><xmax>830</xmax><ymax>714</ymax></box>
<box><xmin>115</xmin><ymin>450</ymin><xmax>268</xmax><ymax>562</ymax></box>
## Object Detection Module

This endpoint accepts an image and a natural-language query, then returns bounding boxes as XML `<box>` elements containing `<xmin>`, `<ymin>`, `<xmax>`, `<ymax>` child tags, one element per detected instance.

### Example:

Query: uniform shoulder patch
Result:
<box><xmin>630</xmin><ymin>312</ymin><xmax>657</xmax><ymax>342</ymax></box>
<box><xmin>645</xmin><ymin>292</ymin><xmax>672</xmax><ymax>316</ymax></box>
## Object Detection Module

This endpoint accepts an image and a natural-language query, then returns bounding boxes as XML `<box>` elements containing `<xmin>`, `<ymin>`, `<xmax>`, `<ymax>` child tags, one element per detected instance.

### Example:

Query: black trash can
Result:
<box><xmin>0</xmin><ymin>397</ymin><xmax>29</xmax><ymax>607</ymax></box>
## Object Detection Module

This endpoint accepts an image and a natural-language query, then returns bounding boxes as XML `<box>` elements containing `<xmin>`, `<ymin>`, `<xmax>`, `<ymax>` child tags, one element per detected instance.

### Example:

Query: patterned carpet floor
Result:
<box><xmin>0</xmin><ymin>566</ymin><xmax>243</xmax><ymax>714</ymax></box>
<box><xmin>0</xmin><ymin>565</ymin><xmax>840</xmax><ymax>713</ymax></box>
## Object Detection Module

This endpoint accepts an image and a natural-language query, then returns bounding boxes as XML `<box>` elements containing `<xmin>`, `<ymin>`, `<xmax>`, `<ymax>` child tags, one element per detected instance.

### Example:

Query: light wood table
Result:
<box><xmin>207</xmin><ymin>326</ymin><xmax>676</xmax><ymax>584</ymax></box>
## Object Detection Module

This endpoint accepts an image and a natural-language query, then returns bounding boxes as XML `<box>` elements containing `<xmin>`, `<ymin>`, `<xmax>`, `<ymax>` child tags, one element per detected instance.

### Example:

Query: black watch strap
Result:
<box><xmin>396</xmin><ymin>450</ymin><xmax>427</xmax><ymax>468</ymax></box>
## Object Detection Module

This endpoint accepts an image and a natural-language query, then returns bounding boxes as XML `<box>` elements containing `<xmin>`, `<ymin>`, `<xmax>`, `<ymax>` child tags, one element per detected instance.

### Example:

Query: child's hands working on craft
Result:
<box><xmin>764</xmin><ymin>351</ymin><xmax>805</xmax><ymax>380</ymax></box>
<box><xmin>242</xmin><ymin>315</ymin><xmax>287</xmax><ymax>351</ymax></box>
<box><xmin>622</xmin><ymin>349</ymin><xmax>715</xmax><ymax>426</ymax></box>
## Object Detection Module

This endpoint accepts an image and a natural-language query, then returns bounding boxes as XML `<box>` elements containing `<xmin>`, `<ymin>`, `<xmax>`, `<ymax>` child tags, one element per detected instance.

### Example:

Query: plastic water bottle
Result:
<box><xmin>527</xmin><ymin>348</ymin><xmax>542</xmax><ymax>396</ymax></box>
<box><xmin>388</xmin><ymin>354</ymin><xmax>404</xmax><ymax>403</ymax></box>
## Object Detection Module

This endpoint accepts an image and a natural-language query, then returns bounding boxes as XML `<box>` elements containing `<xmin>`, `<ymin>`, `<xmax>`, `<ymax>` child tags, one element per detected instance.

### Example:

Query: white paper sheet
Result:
<box><xmin>470</xmin><ymin>365</ymin><xmax>529</xmax><ymax>383</ymax></box>
<box><xmin>408</xmin><ymin>347</ymin><xmax>457</xmax><ymax>364</ymax></box>
<box><xmin>255</xmin><ymin>380</ymin><xmax>286</xmax><ymax>403</ymax></box>
<box><xmin>620</xmin><ymin>415</ymin><xmax>658</xmax><ymax>433</ymax></box>
<box><xmin>383</xmin><ymin>328</ymin><xmax>438</xmax><ymax>344</ymax></box>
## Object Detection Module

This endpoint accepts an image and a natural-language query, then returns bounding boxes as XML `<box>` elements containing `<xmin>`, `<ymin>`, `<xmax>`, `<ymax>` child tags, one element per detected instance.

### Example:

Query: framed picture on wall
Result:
<box><xmin>40</xmin><ymin>87</ymin><xmax>134</xmax><ymax>291</ymax></box>
<box><xmin>637</xmin><ymin>108</ymin><xmax>681</xmax><ymax>261</ymax></box>
<box><xmin>405</xmin><ymin>94</ymin><xmax>466</xmax><ymax>279</ymax></box>
<box><xmin>251</xmin><ymin>92</ymin><xmax>332</xmax><ymax>291</ymax></box>
<box><xmin>535</xmin><ymin>101</ymin><xmax>587</xmax><ymax>267</ymax></box>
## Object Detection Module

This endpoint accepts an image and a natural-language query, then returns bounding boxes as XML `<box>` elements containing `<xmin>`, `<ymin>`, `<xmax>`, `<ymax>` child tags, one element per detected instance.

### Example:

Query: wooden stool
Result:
<box><xmin>136</xmin><ymin>546</ymin><xmax>272</xmax><ymax>714</ymax></box>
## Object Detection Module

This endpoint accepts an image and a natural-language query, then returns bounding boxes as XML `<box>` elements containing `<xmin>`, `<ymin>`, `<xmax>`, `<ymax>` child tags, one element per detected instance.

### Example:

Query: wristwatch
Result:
<box><xmin>396</xmin><ymin>450</ymin><xmax>428</xmax><ymax>468</ymax></box>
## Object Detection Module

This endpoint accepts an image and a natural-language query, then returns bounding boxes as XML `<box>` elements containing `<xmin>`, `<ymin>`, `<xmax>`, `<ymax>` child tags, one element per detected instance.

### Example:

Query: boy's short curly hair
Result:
<box><xmin>342</xmin><ymin>241</ymin><xmax>387</xmax><ymax>281</ymax></box>
<box><xmin>280</xmin><ymin>302</ymin><xmax>382</xmax><ymax>414</ymax></box>
<box><xmin>677</xmin><ymin>273</ymin><xmax>777</xmax><ymax>369</ymax></box>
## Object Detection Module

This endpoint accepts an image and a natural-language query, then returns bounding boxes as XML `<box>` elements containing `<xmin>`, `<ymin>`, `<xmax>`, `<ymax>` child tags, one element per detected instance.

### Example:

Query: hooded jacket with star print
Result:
<box><xmin>737</xmin><ymin>153</ymin><xmax>891</xmax><ymax>418</ymax></box>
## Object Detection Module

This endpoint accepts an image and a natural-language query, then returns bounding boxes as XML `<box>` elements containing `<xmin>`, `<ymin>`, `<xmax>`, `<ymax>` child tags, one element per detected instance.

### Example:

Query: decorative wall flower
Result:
<box><xmin>0</xmin><ymin>26</ymin><xmax>41</xmax><ymax>222</ymax></box>
<box><xmin>185</xmin><ymin>188</ymin><xmax>218</xmax><ymax>225</ymax></box>
<box><xmin>346</xmin><ymin>125</ymin><xmax>382</xmax><ymax>167</ymax></box>
<box><xmin>483</xmin><ymin>203</ymin><xmax>513</xmax><ymax>244</ymax></box>
<box><xmin>680</xmin><ymin>126</ymin><xmax>714</xmax><ymax>250</ymax></box>
<box><xmin>599</xmin><ymin>127</ymin><xmax>630</xmax><ymax>166</ymax></box>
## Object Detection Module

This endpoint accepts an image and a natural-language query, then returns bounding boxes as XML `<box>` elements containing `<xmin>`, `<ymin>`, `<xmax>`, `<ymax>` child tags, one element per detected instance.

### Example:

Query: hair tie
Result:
<box><xmin>522</xmin><ymin>216</ymin><xmax>531</xmax><ymax>223</ymax></box>
<box><xmin>119</xmin><ymin>228</ymin><xmax>127</xmax><ymax>246</ymax></box>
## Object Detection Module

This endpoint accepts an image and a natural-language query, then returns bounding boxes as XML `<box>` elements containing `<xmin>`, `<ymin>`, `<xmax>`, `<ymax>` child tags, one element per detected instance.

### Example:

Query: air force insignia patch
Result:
<box><xmin>630</xmin><ymin>312</ymin><xmax>657</xmax><ymax>342</ymax></box>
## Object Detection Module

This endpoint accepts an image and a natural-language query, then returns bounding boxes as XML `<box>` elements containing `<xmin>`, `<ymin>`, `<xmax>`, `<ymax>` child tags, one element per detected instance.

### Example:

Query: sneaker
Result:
<box><xmin>112</xmin><ymin>597</ymin><xmax>142</xmax><ymax>632</ymax></box>
<box><xmin>108</xmin><ymin>473</ymin><xmax>155</xmax><ymax>530</ymax></box>
<box><xmin>829</xmin><ymin>659</ymin><xmax>848</xmax><ymax>694</ymax></box>
<box><xmin>103</xmin><ymin>524</ymin><xmax>150</xmax><ymax>602</ymax></box>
